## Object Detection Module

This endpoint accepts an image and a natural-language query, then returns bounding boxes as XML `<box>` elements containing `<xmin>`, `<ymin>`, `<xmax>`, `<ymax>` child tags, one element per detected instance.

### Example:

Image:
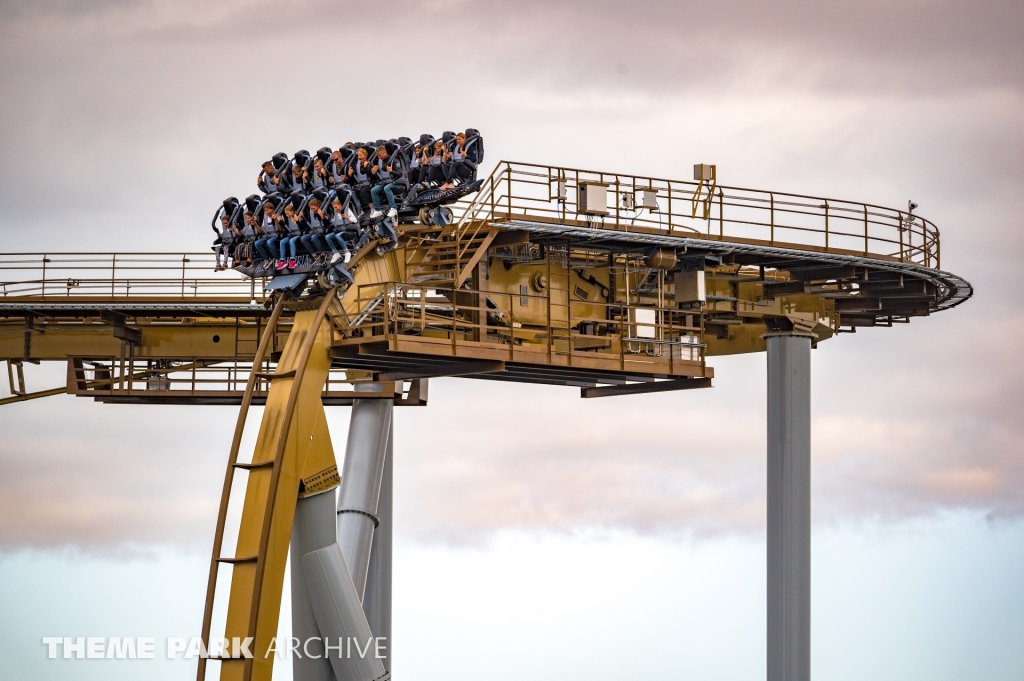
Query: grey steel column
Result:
<box><xmin>766</xmin><ymin>332</ymin><xmax>812</xmax><ymax>681</ymax></box>
<box><xmin>291</xmin><ymin>490</ymin><xmax>337</xmax><ymax>681</ymax></box>
<box><xmin>303</xmin><ymin>543</ymin><xmax>389</xmax><ymax>681</ymax></box>
<box><xmin>362</xmin><ymin>424</ymin><xmax>392</xmax><ymax>671</ymax></box>
<box><xmin>337</xmin><ymin>383</ymin><xmax>393</xmax><ymax>600</ymax></box>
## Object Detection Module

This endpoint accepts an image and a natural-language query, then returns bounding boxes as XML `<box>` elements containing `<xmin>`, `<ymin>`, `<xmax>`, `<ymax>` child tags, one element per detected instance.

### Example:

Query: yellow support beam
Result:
<box><xmin>205</xmin><ymin>297</ymin><xmax>337</xmax><ymax>681</ymax></box>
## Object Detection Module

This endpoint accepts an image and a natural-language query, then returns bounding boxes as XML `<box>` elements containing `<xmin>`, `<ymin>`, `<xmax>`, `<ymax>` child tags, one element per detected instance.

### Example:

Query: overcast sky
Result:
<box><xmin>1</xmin><ymin>1</ymin><xmax>1022</xmax><ymax>680</ymax></box>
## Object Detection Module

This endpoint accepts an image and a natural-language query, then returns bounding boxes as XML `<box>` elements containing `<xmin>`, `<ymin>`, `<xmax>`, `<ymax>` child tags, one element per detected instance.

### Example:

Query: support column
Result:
<box><xmin>766</xmin><ymin>333</ymin><xmax>812</xmax><ymax>681</ymax></box>
<box><xmin>337</xmin><ymin>383</ymin><xmax>393</xmax><ymax>600</ymax></box>
<box><xmin>290</xmin><ymin>490</ymin><xmax>337</xmax><ymax>681</ymax></box>
<box><xmin>363</xmin><ymin>426</ymin><xmax>393</xmax><ymax>671</ymax></box>
<box><xmin>302</xmin><ymin>544</ymin><xmax>388</xmax><ymax>681</ymax></box>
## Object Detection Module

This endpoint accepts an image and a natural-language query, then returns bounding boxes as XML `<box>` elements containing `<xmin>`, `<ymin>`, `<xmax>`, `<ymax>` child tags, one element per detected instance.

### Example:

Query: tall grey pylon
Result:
<box><xmin>363</xmin><ymin>427</ymin><xmax>393</xmax><ymax>671</ymax></box>
<box><xmin>766</xmin><ymin>333</ymin><xmax>812</xmax><ymax>681</ymax></box>
<box><xmin>291</xmin><ymin>490</ymin><xmax>337</xmax><ymax>681</ymax></box>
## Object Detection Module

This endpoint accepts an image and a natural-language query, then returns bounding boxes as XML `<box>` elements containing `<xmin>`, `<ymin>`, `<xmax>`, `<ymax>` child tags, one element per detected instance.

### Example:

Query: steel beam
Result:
<box><xmin>765</xmin><ymin>333</ymin><xmax>812</xmax><ymax>681</ymax></box>
<box><xmin>580</xmin><ymin>377</ymin><xmax>712</xmax><ymax>398</ymax></box>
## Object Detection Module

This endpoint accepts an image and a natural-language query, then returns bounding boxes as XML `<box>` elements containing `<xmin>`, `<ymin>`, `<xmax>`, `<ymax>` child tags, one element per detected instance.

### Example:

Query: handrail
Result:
<box><xmin>339</xmin><ymin>281</ymin><xmax>706</xmax><ymax>373</ymax></box>
<box><xmin>0</xmin><ymin>252</ymin><xmax>259</xmax><ymax>300</ymax></box>
<box><xmin>460</xmin><ymin>161</ymin><xmax>942</xmax><ymax>270</ymax></box>
<box><xmin>0</xmin><ymin>161</ymin><xmax>944</xmax><ymax>304</ymax></box>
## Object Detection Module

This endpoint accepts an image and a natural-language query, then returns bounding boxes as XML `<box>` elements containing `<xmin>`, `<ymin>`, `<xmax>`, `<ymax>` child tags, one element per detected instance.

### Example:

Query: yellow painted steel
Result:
<box><xmin>219</xmin><ymin>307</ymin><xmax>336</xmax><ymax>681</ymax></box>
<box><xmin>0</xmin><ymin>321</ymin><xmax>261</xmax><ymax>361</ymax></box>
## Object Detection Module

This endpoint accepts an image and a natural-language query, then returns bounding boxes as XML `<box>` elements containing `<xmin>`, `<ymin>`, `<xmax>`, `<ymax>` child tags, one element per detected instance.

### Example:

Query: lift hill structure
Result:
<box><xmin>0</xmin><ymin>160</ymin><xmax>971</xmax><ymax>681</ymax></box>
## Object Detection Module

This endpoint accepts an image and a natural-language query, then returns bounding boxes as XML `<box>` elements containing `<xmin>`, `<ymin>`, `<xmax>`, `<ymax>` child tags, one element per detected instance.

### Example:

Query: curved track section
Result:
<box><xmin>497</xmin><ymin>219</ymin><xmax>973</xmax><ymax>314</ymax></box>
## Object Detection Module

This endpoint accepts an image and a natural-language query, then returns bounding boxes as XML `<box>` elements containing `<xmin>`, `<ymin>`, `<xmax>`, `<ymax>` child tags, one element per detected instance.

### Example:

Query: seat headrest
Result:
<box><xmin>316</xmin><ymin>147</ymin><xmax>332</xmax><ymax>164</ymax></box>
<box><xmin>245</xmin><ymin>194</ymin><xmax>262</xmax><ymax>211</ymax></box>
<box><xmin>419</xmin><ymin>133</ymin><xmax>434</xmax><ymax>146</ymax></box>
<box><xmin>293</xmin><ymin>149</ymin><xmax>311</xmax><ymax>166</ymax></box>
<box><xmin>271</xmin><ymin>152</ymin><xmax>289</xmax><ymax>170</ymax></box>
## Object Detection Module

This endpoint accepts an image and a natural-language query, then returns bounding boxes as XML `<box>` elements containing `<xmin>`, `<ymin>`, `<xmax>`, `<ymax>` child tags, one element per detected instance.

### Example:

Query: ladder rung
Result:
<box><xmin>217</xmin><ymin>555</ymin><xmax>258</xmax><ymax>564</ymax></box>
<box><xmin>233</xmin><ymin>460</ymin><xmax>275</xmax><ymax>470</ymax></box>
<box><xmin>254</xmin><ymin>369</ymin><xmax>296</xmax><ymax>379</ymax></box>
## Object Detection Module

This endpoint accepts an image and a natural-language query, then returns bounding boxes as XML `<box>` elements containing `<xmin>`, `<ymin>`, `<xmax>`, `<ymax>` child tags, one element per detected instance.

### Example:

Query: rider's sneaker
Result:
<box><xmin>370</xmin><ymin>209</ymin><xmax>382</xmax><ymax>219</ymax></box>
<box><xmin>387</xmin><ymin>207</ymin><xmax>397</xmax><ymax>218</ymax></box>
<box><xmin>330</xmin><ymin>252</ymin><xmax>341</xmax><ymax>264</ymax></box>
<box><xmin>288</xmin><ymin>258</ymin><xmax>297</xmax><ymax>269</ymax></box>
<box><xmin>344</xmin><ymin>251</ymin><xmax>352</xmax><ymax>264</ymax></box>
<box><xmin>275</xmin><ymin>260</ymin><xmax>286</xmax><ymax>271</ymax></box>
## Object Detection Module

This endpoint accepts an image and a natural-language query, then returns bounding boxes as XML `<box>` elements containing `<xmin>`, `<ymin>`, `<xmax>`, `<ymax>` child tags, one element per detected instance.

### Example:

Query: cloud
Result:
<box><xmin>0</xmin><ymin>0</ymin><xmax>1022</xmax><ymax>551</ymax></box>
<box><xmin>0</xmin><ymin>387</ymin><xmax>227</xmax><ymax>551</ymax></box>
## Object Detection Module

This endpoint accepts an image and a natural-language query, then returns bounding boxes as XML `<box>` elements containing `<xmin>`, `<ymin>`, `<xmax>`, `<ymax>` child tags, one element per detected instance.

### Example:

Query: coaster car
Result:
<box><xmin>215</xmin><ymin>129</ymin><xmax>486</xmax><ymax>287</ymax></box>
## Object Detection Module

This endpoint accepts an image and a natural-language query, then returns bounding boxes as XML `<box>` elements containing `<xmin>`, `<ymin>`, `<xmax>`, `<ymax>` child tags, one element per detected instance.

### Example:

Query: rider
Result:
<box><xmin>214</xmin><ymin>206</ymin><xmax>242</xmax><ymax>271</ymax></box>
<box><xmin>407</xmin><ymin>142</ymin><xmax>422</xmax><ymax>186</ymax></box>
<box><xmin>322</xmin><ymin>192</ymin><xmax>357</xmax><ymax>264</ymax></box>
<box><xmin>300</xmin><ymin>196</ymin><xmax>329</xmax><ymax>263</ymax></box>
<box><xmin>428</xmin><ymin>140</ymin><xmax>450</xmax><ymax>188</ymax></box>
<box><xmin>253</xmin><ymin>198</ymin><xmax>281</xmax><ymax>263</ymax></box>
<box><xmin>369</xmin><ymin>145</ymin><xmax>400</xmax><ymax>219</ymax></box>
<box><xmin>275</xmin><ymin>198</ymin><xmax>304</xmax><ymax>271</ymax></box>
<box><xmin>445</xmin><ymin>131</ymin><xmax>473</xmax><ymax>186</ymax></box>
<box><xmin>327</xmin><ymin>148</ymin><xmax>348</xmax><ymax>188</ymax></box>
<box><xmin>347</xmin><ymin>147</ymin><xmax>373</xmax><ymax>215</ymax></box>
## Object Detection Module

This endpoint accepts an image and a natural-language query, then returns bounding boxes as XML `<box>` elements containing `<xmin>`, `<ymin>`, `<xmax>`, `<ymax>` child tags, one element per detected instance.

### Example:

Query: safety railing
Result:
<box><xmin>64</xmin><ymin>356</ymin><xmax>404</xmax><ymax>400</ymax></box>
<box><xmin>0</xmin><ymin>252</ymin><xmax>262</xmax><ymax>300</ymax></box>
<box><xmin>456</xmin><ymin>161</ymin><xmax>940</xmax><ymax>269</ymax></box>
<box><xmin>338</xmin><ymin>282</ymin><xmax>706</xmax><ymax>375</ymax></box>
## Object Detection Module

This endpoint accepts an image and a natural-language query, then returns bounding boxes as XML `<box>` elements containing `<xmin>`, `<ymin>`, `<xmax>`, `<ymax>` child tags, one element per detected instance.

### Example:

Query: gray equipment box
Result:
<box><xmin>577</xmin><ymin>182</ymin><xmax>609</xmax><ymax>215</ymax></box>
<box><xmin>675</xmin><ymin>270</ymin><xmax>706</xmax><ymax>303</ymax></box>
<box><xmin>693</xmin><ymin>164</ymin><xmax>715</xmax><ymax>181</ymax></box>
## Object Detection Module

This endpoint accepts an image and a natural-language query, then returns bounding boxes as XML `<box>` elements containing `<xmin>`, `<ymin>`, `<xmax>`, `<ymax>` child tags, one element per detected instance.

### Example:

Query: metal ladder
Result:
<box><xmin>198</xmin><ymin>290</ymin><xmax>341</xmax><ymax>681</ymax></box>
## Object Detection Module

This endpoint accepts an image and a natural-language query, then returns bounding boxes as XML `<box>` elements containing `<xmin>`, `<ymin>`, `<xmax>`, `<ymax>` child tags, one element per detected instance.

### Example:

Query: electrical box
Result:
<box><xmin>555</xmin><ymin>180</ymin><xmax>567</xmax><ymax>201</ymax></box>
<box><xmin>693</xmin><ymin>164</ymin><xmax>715</xmax><ymax>181</ymax></box>
<box><xmin>638</xmin><ymin>188</ymin><xmax>659</xmax><ymax>209</ymax></box>
<box><xmin>629</xmin><ymin>308</ymin><xmax>657</xmax><ymax>339</ymax></box>
<box><xmin>577</xmin><ymin>182</ymin><xmax>609</xmax><ymax>215</ymax></box>
<box><xmin>674</xmin><ymin>270</ymin><xmax>706</xmax><ymax>303</ymax></box>
<box><xmin>620</xmin><ymin>191</ymin><xmax>636</xmax><ymax>211</ymax></box>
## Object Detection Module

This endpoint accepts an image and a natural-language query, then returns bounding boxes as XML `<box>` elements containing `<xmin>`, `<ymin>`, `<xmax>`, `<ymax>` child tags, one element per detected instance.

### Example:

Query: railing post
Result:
<box><xmin>615</xmin><ymin>178</ymin><xmax>620</xmax><ymax>230</ymax></box>
<box><xmin>824</xmin><ymin>201</ymin><xmax>829</xmax><ymax>251</ymax></box>
<box><xmin>863</xmin><ymin>205</ymin><xmax>869</xmax><ymax>255</ymax></box>
<box><xmin>718</xmin><ymin>189</ymin><xmax>724</xmax><ymax>238</ymax></box>
<box><xmin>770</xmin><ymin>194</ymin><xmax>775</xmax><ymax>245</ymax></box>
<box><xmin>111</xmin><ymin>254</ymin><xmax>116</xmax><ymax>297</ymax></box>
<box><xmin>667</xmin><ymin>181</ymin><xmax>673</xmax><ymax>233</ymax></box>
<box><xmin>898</xmin><ymin>212</ymin><xmax>905</xmax><ymax>262</ymax></box>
